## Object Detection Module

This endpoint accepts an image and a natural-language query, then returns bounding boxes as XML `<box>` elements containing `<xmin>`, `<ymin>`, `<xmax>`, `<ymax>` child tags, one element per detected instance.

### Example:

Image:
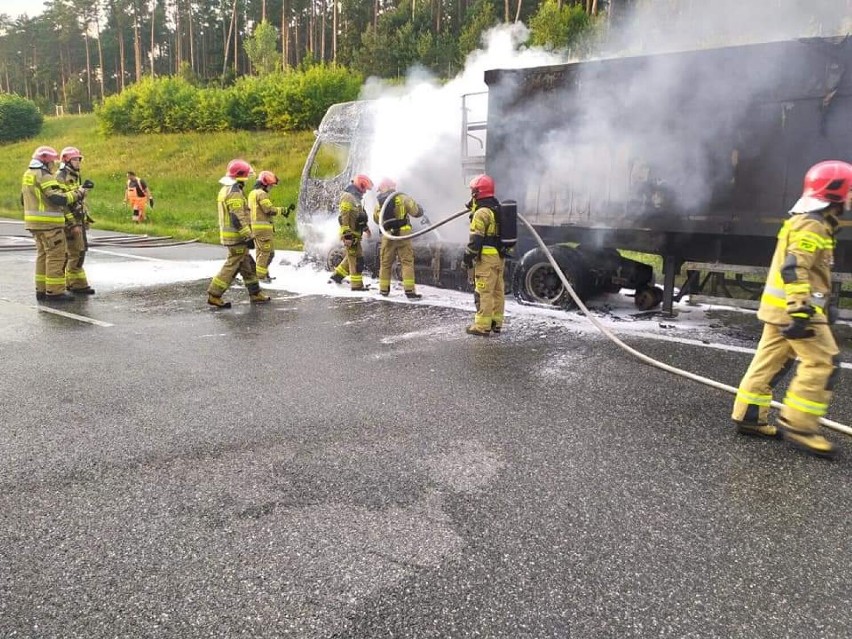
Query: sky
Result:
<box><xmin>0</xmin><ymin>0</ymin><xmax>46</xmax><ymax>19</ymax></box>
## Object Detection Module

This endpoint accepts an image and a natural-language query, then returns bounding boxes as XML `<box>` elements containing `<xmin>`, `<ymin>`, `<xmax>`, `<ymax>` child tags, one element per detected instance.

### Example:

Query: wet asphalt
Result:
<box><xmin>1</xmin><ymin>221</ymin><xmax>851</xmax><ymax>639</ymax></box>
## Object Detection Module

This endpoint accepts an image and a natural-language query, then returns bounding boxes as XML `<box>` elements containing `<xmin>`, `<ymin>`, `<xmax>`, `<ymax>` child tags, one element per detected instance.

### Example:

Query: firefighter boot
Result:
<box><xmin>491</xmin><ymin>321</ymin><xmax>502</xmax><ymax>334</ymax></box>
<box><xmin>329</xmin><ymin>273</ymin><xmax>344</xmax><ymax>285</ymax></box>
<box><xmin>405</xmin><ymin>291</ymin><xmax>423</xmax><ymax>300</ymax></box>
<box><xmin>250</xmin><ymin>292</ymin><xmax>271</xmax><ymax>303</ymax></box>
<box><xmin>466</xmin><ymin>325</ymin><xmax>491</xmax><ymax>337</ymax></box>
<box><xmin>207</xmin><ymin>294</ymin><xmax>232</xmax><ymax>309</ymax></box>
<box><xmin>36</xmin><ymin>292</ymin><xmax>46</xmax><ymax>301</ymax></box>
<box><xmin>44</xmin><ymin>292</ymin><xmax>75</xmax><ymax>303</ymax></box>
<box><xmin>780</xmin><ymin>422</ymin><xmax>835</xmax><ymax>459</ymax></box>
<box><xmin>71</xmin><ymin>286</ymin><xmax>96</xmax><ymax>295</ymax></box>
<box><xmin>735</xmin><ymin>422</ymin><xmax>780</xmax><ymax>439</ymax></box>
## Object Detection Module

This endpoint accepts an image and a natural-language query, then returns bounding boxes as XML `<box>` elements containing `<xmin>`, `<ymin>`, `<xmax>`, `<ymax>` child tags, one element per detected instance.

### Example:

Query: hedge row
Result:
<box><xmin>96</xmin><ymin>66</ymin><xmax>362</xmax><ymax>135</ymax></box>
<box><xmin>0</xmin><ymin>94</ymin><xmax>43</xmax><ymax>142</ymax></box>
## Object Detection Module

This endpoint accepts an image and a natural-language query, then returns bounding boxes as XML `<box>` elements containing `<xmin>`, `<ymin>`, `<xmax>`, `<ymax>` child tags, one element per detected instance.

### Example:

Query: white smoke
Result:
<box><xmin>309</xmin><ymin>0</ymin><xmax>851</xmax><ymax>249</ymax></box>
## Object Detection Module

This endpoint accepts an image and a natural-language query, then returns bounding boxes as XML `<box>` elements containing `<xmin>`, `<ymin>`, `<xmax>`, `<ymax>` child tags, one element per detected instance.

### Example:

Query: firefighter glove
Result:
<box><xmin>462</xmin><ymin>253</ymin><xmax>475</xmax><ymax>269</ymax></box>
<box><xmin>81</xmin><ymin>179</ymin><xmax>95</xmax><ymax>189</ymax></box>
<box><xmin>782</xmin><ymin>317</ymin><xmax>815</xmax><ymax>340</ymax></box>
<box><xmin>246</xmin><ymin>238</ymin><xmax>255</xmax><ymax>249</ymax></box>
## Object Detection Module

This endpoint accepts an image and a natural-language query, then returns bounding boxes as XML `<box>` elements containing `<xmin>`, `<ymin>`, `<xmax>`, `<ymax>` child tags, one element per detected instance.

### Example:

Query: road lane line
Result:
<box><xmin>87</xmin><ymin>248</ymin><xmax>170</xmax><ymax>262</ymax></box>
<box><xmin>0</xmin><ymin>298</ymin><xmax>114</xmax><ymax>327</ymax></box>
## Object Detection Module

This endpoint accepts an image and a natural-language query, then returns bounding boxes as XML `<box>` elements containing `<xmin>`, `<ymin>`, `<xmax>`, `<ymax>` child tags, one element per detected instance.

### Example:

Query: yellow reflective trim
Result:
<box><xmin>481</xmin><ymin>246</ymin><xmax>499</xmax><ymax>255</ymax></box>
<box><xmin>784</xmin><ymin>393</ymin><xmax>827</xmax><ymax>416</ymax></box>
<box><xmin>252</xmin><ymin>223</ymin><xmax>273</xmax><ymax>231</ymax></box>
<box><xmin>736</xmin><ymin>390</ymin><xmax>772</xmax><ymax>406</ymax></box>
<box><xmin>760</xmin><ymin>292</ymin><xmax>786</xmax><ymax>308</ymax></box>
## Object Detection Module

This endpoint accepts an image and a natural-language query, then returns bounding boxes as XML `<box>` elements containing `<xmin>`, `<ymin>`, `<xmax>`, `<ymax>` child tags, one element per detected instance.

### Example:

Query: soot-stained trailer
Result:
<box><xmin>484</xmin><ymin>36</ymin><xmax>852</xmax><ymax>311</ymax></box>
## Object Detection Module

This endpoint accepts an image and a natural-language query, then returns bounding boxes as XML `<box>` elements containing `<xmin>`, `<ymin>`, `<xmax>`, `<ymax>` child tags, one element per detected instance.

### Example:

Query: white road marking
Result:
<box><xmin>0</xmin><ymin>297</ymin><xmax>114</xmax><ymax>327</ymax></box>
<box><xmin>88</xmin><ymin>248</ymin><xmax>170</xmax><ymax>262</ymax></box>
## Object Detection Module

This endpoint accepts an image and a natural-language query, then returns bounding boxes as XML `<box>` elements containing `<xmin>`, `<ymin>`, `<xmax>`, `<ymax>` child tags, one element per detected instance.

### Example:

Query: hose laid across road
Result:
<box><xmin>0</xmin><ymin>234</ymin><xmax>200</xmax><ymax>251</ymax></box>
<box><xmin>515</xmin><ymin>213</ymin><xmax>852</xmax><ymax>438</ymax></box>
<box><xmin>381</xmin><ymin>206</ymin><xmax>851</xmax><ymax>437</ymax></box>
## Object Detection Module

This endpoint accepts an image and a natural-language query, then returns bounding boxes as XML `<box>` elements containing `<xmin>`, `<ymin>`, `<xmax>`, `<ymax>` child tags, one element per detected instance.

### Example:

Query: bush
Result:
<box><xmin>0</xmin><ymin>94</ymin><xmax>43</xmax><ymax>142</ymax></box>
<box><xmin>96</xmin><ymin>65</ymin><xmax>362</xmax><ymax>135</ymax></box>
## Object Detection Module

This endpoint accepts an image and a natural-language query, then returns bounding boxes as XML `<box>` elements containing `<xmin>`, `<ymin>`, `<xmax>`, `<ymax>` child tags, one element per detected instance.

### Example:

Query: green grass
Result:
<box><xmin>0</xmin><ymin>114</ymin><xmax>316</xmax><ymax>249</ymax></box>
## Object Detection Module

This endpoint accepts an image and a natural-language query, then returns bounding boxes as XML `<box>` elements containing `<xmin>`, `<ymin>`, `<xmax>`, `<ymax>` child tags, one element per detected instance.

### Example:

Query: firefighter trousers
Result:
<box><xmin>732</xmin><ymin>322</ymin><xmax>839</xmax><ymax>434</ymax></box>
<box><xmin>472</xmin><ymin>252</ymin><xmax>505</xmax><ymax>331</ymax></box>
<box><xmin>65</xmin><ymin>227</ymin><xmax>90</xmax><ymax>291</ymax></box>
<box><xmin>207</xmin><ymin>245</ymin><xmax>261</xmax><ymax>297</ymax></box>
<box><xmin>333</xmin><ymin>242</ymin><xmax>366</xmax><ymax>290</ymax></box>
<box><xmin>31</xmin><ymin>227</ymin><xmax>68</xmax><ymax>295</ymax></box>
<box><xmin>378</xmin><ymin>235</ymin><xmax>415</xmax><ymax>294</ymax></box>
<box><xmin>254</xmin><ymin>229</ymin><xmax>275</xmax><ymax>279</ymax></box>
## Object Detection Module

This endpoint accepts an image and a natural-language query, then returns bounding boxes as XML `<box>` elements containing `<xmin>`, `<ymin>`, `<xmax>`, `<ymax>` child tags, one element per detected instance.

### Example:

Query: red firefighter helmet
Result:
<box><xmin>258</xmin><ymin>170</ymin><xmax>279</xmax><ymax>187</ymax></box>
<box><xmin>60</xmin><ymin>146</ymin><xmax>83</xmax><ymax>162</ymax></box>
<box><xmin>32</xmin><ymin>146</ymin><xmax>59</xmax><ymax>163</ymax></box>
<box><xmin>790</xmin><ymin>160</ymin><xmax>852</xmax><ymax>214</ymax></box>
<box><xmin>226</xmin><ymin>159</ymin><xmax>253</xmax><ymax>181</ymax></box>
<box><xmin>352</xmin><ymin>174</ymin><xmax>373</xmax><ymax>193</ymax></box>
<box><xmin>377</xmin><ymin>177</ymin><xmax>397</xmax><ymax>193</ymax></box>
<box><xmin>469</xmin><ymin>174</ymin><xmax>495</xmax><ymax>198</ymax></box>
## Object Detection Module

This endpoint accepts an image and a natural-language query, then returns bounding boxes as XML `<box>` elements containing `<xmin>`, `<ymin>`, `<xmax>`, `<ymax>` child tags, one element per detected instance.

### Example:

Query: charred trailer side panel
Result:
<box><xmin>484</xmin><ymin>37</ymin><xmax>852</xmax><ymax>310</ymax></box>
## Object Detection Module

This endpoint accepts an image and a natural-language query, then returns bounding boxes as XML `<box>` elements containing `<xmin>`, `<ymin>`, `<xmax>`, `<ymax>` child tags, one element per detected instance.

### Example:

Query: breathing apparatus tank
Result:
<box><xmin>499</xmin><ymin>199</ymin><xmax>518</xmax><ymax>256</ymax></box>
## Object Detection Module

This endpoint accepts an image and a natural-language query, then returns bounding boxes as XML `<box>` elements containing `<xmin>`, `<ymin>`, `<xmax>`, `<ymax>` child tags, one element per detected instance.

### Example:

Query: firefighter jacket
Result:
<box><xmin>22</xmin><ymin>164</ymin><xmax>77</xmax><ymax>231</ymax></box>
<box><xmin>338</xmin><ymin>184</ymin><xmax>369</xmax><ymax>243</ymax></box>
<box><xmin>56</xmin><ymin>166</ymin><xmax>89</xmax><ymax>226</ymax></box>
<box><xmin>249</xmin><ymin>187</ymin><xmax>282</xmax><ymax>234</ymax></box>
<box><xmin>373</xmin><ymin>191</ymin><xmax>422</xmax><ymax>236</ymax></box>
<box><xmin>757</xmin><ymin>211</ymin><xmax>836</xmax><ymax>325</ymax></box>
<box><xmin>217</xmin><ymin>183</ymin><xmax>252</xmax><ymax>246</ymax></box>
<box><xmin>465</xmin><ymin>197</ymin><xmax>502</xmax><ymax>260</ymax></box>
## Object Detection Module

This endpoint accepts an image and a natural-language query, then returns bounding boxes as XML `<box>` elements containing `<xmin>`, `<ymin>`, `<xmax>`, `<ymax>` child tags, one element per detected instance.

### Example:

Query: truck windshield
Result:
<box><xmin>309</xmin><ymin>141</ymin><xmax>350</xmax><ymax>180</ymax></box>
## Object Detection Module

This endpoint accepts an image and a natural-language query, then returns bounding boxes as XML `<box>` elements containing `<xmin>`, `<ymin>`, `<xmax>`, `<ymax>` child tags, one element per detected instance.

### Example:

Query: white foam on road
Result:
<box><xmin>78</xmin><ymin>249</ymin><xmax>852</xmax><ymax>369</ymax></box>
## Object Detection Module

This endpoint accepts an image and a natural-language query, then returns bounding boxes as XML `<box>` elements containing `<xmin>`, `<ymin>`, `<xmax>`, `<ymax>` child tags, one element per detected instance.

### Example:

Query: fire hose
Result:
<box><xmin>379</xmin><ymin>204</ymin><xmax>852</xmax><ymax>438</ymax></box>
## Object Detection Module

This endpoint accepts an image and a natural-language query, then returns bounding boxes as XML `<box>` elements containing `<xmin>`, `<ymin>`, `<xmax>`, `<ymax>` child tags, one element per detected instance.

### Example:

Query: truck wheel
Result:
<box><xmin>513</xmin><ymin>246</ymin><xmax>590</xmax><ymax>309</ymax></box>
<box><xmin>326</xmin><ymin>247</ymin><xmax>346</xmax><ymax>272</ymax></box>
<box><xmin>634</xmin><ymin>285</ymin><xmax>663</xmax><ymax>310</ymax></box>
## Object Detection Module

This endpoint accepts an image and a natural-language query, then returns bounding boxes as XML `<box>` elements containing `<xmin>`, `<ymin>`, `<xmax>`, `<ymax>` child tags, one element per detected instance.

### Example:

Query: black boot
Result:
<box><xmin>329</xmin><ymin>273</ymin><xmax>344</xmax><ymax>284</ymax></box>
<box><xmin>35</xmin><ymin>292</ymin><xmax>46</xmax><ymax>301</ymax></box>
<box><xmin>71</xmin><ymin>286</ymin><xmax>96</xmax><ymax>295</ymax></box>
<box><xmin>405</xmin><ymin>291</ymin><xmax>422</xmax><ymax>300</ymax></box>
<box><xmin>44</xmin><ymin>292</ymin><xmax>75</xmax><ymax>303</ymax></box>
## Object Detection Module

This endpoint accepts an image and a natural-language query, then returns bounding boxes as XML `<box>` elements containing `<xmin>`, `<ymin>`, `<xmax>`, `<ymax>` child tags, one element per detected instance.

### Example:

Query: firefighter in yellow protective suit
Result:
<box><xmin>731</xmin><ymin>160</ymin><xmax>852</xmax><ymax>459</ymax></box>
<box><xmin>22</xmin><ymin>146</ymin><xmax>86</xmax><ymax>302</ymax></box>
<box><xmin>329</xmin><ymin>174</ymin><xmax>373</xmax><ymax>291</ymax></box>
<box><xmin>206</xmin><ymin>159</ymin><xmax>270</xmax><ymax>308</ymax></box>
<box><xmin>374</xmin><ymin>178</ymin><xmax>423</xmax><ymax>299</ymax></box>
<box><xmin>249</xmin><ymin>170</ymin><xmax>290</xmax><ymax>283</ymax></box>
<box><xmin>56</xmin><ymin>146</ymin><xmax>95</xmax><ymax>296</ymax></box>
<box><xmin>463</xmin><ymin>174</ymin><xmax>505</xmax><ymax>336</ymax></box>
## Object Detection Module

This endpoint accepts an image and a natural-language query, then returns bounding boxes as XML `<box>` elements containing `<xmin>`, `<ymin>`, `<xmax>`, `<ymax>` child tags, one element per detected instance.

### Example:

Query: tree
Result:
<box><xmin>528</xmin><ymin>0</ymin><xmax>593</xmax><ymax>52</ymax></box>
<box><xmin>245</xmin><ymin>19</ymin><xmax>280</xmax><ymax>74</ymax></box>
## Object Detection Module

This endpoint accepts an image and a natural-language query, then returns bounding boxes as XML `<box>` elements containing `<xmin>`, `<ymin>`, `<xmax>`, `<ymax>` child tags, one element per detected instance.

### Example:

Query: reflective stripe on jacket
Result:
<box><xmin>466</xmin><ymin>205</ymin><xmax>500</xmax><ymax>258</ymax></box>
<box><xmin>218</xmin><ymin>184</ymin><xmax>251</xmax><ymax>246</ymax></box>
<box><xmin>22</xmin><ymin>167</ymin><xmax>76</xmax><ymax>230</ymax></box>
<box><xmin>249</xmin><ymin>187</ymin><xmax>277</xmax><ymax>232</ymax></box>
<box><xmin>373</xmin><ymin>191</ymin><xmax>421</xmax><ymax>236</ymax></box>
<box><xmin>757</xmin><ymin>213</ymin><xmax>835</xmax><ymax>325</ymax></box>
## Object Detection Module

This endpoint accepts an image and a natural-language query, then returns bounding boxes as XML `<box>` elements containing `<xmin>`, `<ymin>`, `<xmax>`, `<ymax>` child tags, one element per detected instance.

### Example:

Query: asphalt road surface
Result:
<box><xmin>1</xmin><ymin>220</ymin><xmax>851</xmax><ymax>638</ymax></box>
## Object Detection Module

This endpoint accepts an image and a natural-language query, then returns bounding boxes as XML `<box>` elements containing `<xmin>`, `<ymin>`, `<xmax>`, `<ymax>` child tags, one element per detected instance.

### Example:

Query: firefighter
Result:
<box><xmin>731</xmin><ymin>160</ymin><xmax>852</xmax><ymax>459</ymax></box>
<box><xmin>56</xmin><ymin>146</ymin><xmax>95</xmax><ymax>295</ymax></box>
<box><xmin>463</xmin><ymin>174</ymin><xmax>505</xmax><ymax>335</ymax></box>
<box><xmin>206</xmin><ymin>159</ymin><xmax>270</xmax><ymax>308</ymax></box>
<box><xmin>329</xmin><ymin>174</ymin><xmax>373</xmax><ymax>291</ymax></box>
<box><xmin>249</xmin><ymin>170</ymin><xmax>290</xmax><ymax>283</ymax></box>
<box><xmin>22</xmin><ymin>146</ymin><xmax>86</xmax><ymax>302</ymax></box>
<box><xmin>125</xmin><ymin>171</ymin><xmax>153</xmax><ymax>222</ymax></box>
<box><xmin>373</xmin><ymin>178</ymin><xmax>423</xmax><ymax>299</ymax></box>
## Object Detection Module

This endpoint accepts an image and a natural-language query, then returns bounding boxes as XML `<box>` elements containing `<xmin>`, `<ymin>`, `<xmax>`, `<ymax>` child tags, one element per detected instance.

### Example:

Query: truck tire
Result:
<box><xmin>634</xmin><ymin>284</ymin><xmax>663</xmax><ymax>310</ymax></box>
<box><xmin>326</xmin><ymin>247</ymin><xmax>346</xmax><ymax>272</ymax></box>
<box><xmin>512</xmin><ymin>246</ymin><xmax>591</xmax><ymax>309</ymax></box>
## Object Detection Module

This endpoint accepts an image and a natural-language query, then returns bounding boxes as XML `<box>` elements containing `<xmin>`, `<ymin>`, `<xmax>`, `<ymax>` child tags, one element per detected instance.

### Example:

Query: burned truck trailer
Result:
<box><xmin>482</xmin><ymin>36</ymin><xmax>852</xmax><ymax>313</ymax></box>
